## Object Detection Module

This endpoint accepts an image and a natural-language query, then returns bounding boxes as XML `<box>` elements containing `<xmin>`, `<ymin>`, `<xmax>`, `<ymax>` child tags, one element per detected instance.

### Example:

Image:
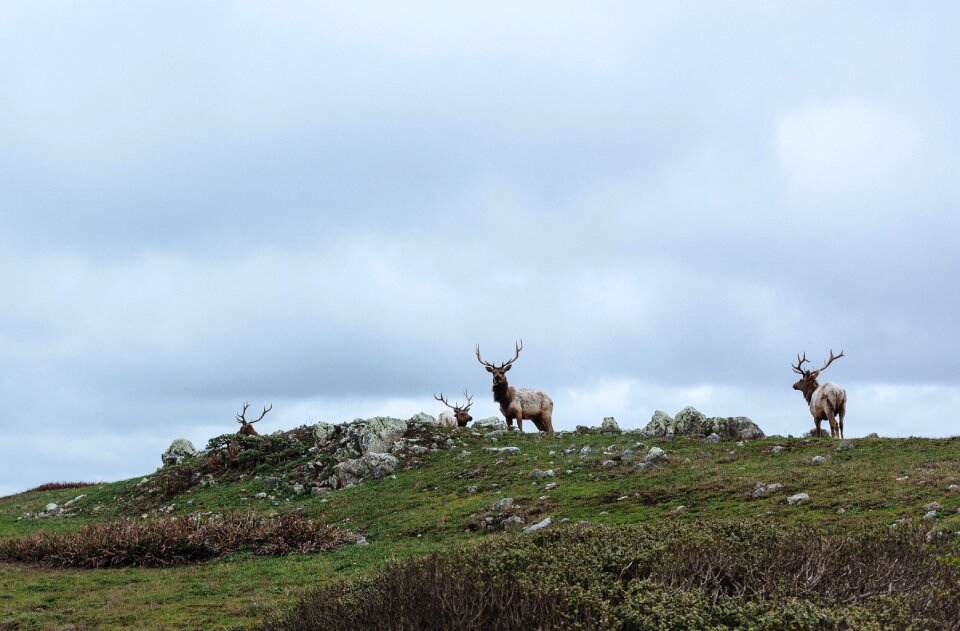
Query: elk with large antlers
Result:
<box><xmin>434</xmin><ymin>390</ymin><xmax>474</xmax><ymax>428</ymax></box>
<box><xmin>792</xmin><ymin>350</ymin><xmax>847</xmax><ymax>439</ymax></box>
<box><xmin>476</xmin><ymin>340</ymin><xmax>554</xmax><ymax>433</ymax></box>
<box><xmin>236</xmin><ymin>402</ymin><xmax>272</xmax><ymax>436</ymax></box>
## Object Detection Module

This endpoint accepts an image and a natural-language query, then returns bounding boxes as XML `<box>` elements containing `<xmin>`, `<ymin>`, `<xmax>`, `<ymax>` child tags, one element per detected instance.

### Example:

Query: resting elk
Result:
<box><xmin>236</xmin><ymin>402</ymin><xmax>272</xmax><ymax>436</ymax></box>
<box><xmin>476</xmin><ymin>340</ymin><xmax>554</xmax><ymax>433</ymax></box>
<box><xmin>434</xmin><ymin>391</ymin><xmax>474</xmax><ymax>428</ymax></box>
<box><xmin>791</xmin><ymin>350</ymin><xmax>847</xmax><ymax>439</ymax></box>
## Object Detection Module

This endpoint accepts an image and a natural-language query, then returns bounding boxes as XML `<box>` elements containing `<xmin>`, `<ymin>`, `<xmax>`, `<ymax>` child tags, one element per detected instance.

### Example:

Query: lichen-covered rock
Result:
<box><xmin>473</xmin><ymin>417</ymin><xmax>508</xmax><ymax>431</ymax></box>
<box><xmin>333</xmin><ymin>453</ymin><xmax>400</xmax><ymax>488</ymax></box>
<box><xmin>645</xmin><ymin>446</ymin><xmax>669</xmax><ymax>463</ymax></box>
<box><xmin>641</xmin><ymin>410</ymin><xmax>675</xmax><ymax>437</ymax></box>
<box><xmin>408</xmin><ymin>412</ymin><xmax>437</xmax><ymax>425</ymax></box>
<box><xmin>353</xmin><ymin>417</ymin><xmax>407</xmax><ymax>454</ymax></box>
<box><xmin>701</xmin><ymin>416</ymin><xmax>765</xmax><ymax>440</ymax></box>
<box><xmin>705</xmin><ymin>433</ymin><xmax>721</xmax><ymax>444</ymax></box>
<box><xmin>161</xmin><ymin>438</ymin><xmax>198</xmax><ymax>467</ymax></box>
<box><xmin>600</xmin><ymin>417</ymin><xmax>620</xmax><ymax>432</ymax></box>
<box><xmin>312</xmin><ymin>422</ymin><xmax>337</xmax><ymax>444</ymax></box>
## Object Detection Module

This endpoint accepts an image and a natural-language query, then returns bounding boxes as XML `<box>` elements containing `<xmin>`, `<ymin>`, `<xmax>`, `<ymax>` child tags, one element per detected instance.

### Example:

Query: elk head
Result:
<box><xmin>236</xmin><ymin>401</ymin><xmax>272</xmax><ymax>436</ymax></box>
<box><xmin>475</xmin><ymin>340</ymin><xmax>523</xmax><ymax>388</ymax></box>
<box><xmin>434</xmin><ymin>390</ymin><xmax>474</xmax><ymax>427</ymax></box>
<box><xmin>791</xmin><ymin>350</ymin><xmax>844</xmax><ymax>398</ymax></box>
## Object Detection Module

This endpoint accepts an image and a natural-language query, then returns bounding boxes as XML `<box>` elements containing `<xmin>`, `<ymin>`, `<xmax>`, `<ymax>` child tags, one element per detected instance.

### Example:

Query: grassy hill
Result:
<box><xmin>1</xmin><ymin>425</ymin><xmax>959</xmax><ymax>630</ymax></box>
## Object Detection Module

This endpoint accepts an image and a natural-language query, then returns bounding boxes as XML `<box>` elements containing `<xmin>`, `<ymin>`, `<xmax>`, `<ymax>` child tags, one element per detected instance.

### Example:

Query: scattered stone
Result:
<box><xmin>485</xmin><ymin>446</ymin><xmax>521</xmax><ymax>455</ymax></box>
<box><xmin>896</xmin><ymin>476</ymin><xmax>909</xmax><ymax>481</ymax></box>
<box><xmin>529</xmin><ymin>469</ymin><xmax>556</xmax><ymax>479</ymax></box>
<box><xmin>644</xmin><ymin>446</ymin><xmax>669</xmax><ymax>463</ymax></box>
<box><xmin>705</xmin><ymin>433</ymin><xmax>721</xmax><ymax>444</ymax></box>
<box><xmin>255</xmin><ymin>492</ymin><xmax>268</xmax><ymax>499</ymax></box>
<box><xmin>923</xmin><ymin>502</ymin><xmax>942</xmax><ymax>511</ymax></box>
<box><xmin>771</xmin><ymin>446</ymin><xmax>784</xmax><ymax>454</ymax></box>
<box><xmin>466</xmin><ymin>485</ymin><xmax>479</xmax><ymax>494</ymax></box>
<box><xmin>161</xmin><ymin>438</ymin><xmax>198</xmax><ymax>467</ymax></box>
<box><xmin>837</xmin><ymin>507</ymin><xmax>846</xmax><ymax>515</ymax></box>
<box><xmin>633</xmin><ymin>462</ymin><xmax>652</xmax><ymax>471</ymax></box>
<box><xmin>682</xmin><ymin>458</ymin><xmax>691</xmax><ymax>465</ymax></box>
<box><xmin>407</xmin><ymin>412</ymin><xmax>437</xmax><ymax>426</ymax></box>
<box><xmin>752</xmin><ymin>482</ymin><xmax>784</xmax><ymax>498</ymax></box>
<box><xmin>923</xmin><ymin>510</ymin><xmax>939</xmax><ymax>520</ymax></box>
<box><xmin>600</xmin><ymin>417</ymin><xmax>620</xmax><ymax>432</ymax></box>
<box><xmin>64</xmin><ymin>495</ymin><xmax>86</xmax><ymax>508</ymax></box>
<box><xmin>671</xmin><ymin>505</ymin><xmax>688</xmax><ymax>515</ymax></box>
<box><xmin>45</xmin><ymin>503</ymin><xmax>58</xmax><ymax>512</ymax></box>
<box><xmin>787</xmin><ymin>493</ymin><xmax>810</xmax><ymax>505</ymax></box>
<box><xmin>865</xmin><ymin>432</ymin><xmax>880</xmax><ymax>439</ymax></box>
<box><xmin>836</xmin><ymin>440</ymin><xmax>853</xmax><ymax>450</ymax></box>
<box><xmin>522</xmin><ymin>517</ymin><xmax>552</xmax><ymax>534</ymax></box>
<box><xmin>811</xmin><ymin>455</ymin><xmax>828</xmax><ymax>465</ymax></box>
<box><xmin>579</xmin><ymin>445</ymin><xmax>593</xmax><ymax>456</ymax></box>
<box><xmin>490</xmin><ymin>498</ymin><xmax>514</xmax><ymax>511</ymax></box>
<box><xmin>501</xmin><ymin>515</ymin><xmax>525</xmax><ymax>529</ymax></box>
<box><xmin>544</xmin><ymin>483</ymin><xmax>557</xmax><ymax>491</ymax></box>
<box><xmin>333</xmin><ymin>452</ymin><xmax>400</xmax><ymax>488</ymax></box>
<box><xmin>601</xmin><ymin>460</ymin><xmax>618</xmax><ymax>468</ymax></box>
<box><xmin>292</xmin><ymin>483</ymin><xmax>306</xmax><ymax>496</ymax></box>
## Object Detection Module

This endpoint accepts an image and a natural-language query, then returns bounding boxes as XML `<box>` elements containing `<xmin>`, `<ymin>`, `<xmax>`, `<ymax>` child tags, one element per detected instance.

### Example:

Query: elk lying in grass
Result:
<box><xmin>236</xmin><ymin>402</ymin><xmax>272</xmax><ymax>436</ymax></box>
<box><xmin>792</xmin><ymin>350</ymin><xmax>847</xmax><ymax>439</ymax></box>
<box><xmin>434</xmin><ymin>391</ymin><xmax>474</xmax><ymax>428</ymax></box>
<box><xmin>476</xmin><ymin>340</ymin><xmax>554</xmax><ymax>433</ymax></box>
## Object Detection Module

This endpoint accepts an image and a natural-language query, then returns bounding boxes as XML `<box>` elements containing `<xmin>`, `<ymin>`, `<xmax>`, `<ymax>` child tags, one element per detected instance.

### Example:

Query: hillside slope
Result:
<box><xmin>2</xmin><ymin>424</ymin><xmax>959</xmax><ymax>629</ymax></box>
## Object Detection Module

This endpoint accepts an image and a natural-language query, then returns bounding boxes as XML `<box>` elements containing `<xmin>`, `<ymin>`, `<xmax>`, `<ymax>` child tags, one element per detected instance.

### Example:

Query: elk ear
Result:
<box><xmin>503</xmin><ymin>365</ymin><xmax>511</xmax><ymax>372</ymax></box>
<box><xmin>485</xmin><ymin>366</ymin><xmax>494</xmax><ymax>373</ymax></box>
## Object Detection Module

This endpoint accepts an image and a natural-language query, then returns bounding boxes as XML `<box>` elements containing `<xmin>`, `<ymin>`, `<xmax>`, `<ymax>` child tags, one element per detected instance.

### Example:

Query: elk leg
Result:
<box><xmin>838</xmin><ymin>405</ymin><xmax>845</xmax><ymax>440</ymax></box>
<box><xmin>814</xmin><ymin>419</ymin><xmax>822</xmax><ymax>438</ymax></box>
<box><xmin>515</xmin><ymin>414</ymin><xmax>523</xmax><ymax>433</ymax></box>
<box><xmin>826</xmin><ymin>409</ymin><xmax>839</xmax><ymax>439</ymax></box>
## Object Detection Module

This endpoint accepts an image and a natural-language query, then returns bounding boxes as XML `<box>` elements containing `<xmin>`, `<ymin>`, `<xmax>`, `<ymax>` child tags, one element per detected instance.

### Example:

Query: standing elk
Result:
<box><xmin>792</xmin><ymin>350</ymin><xmax>847</xmax><ymax>439</ymax></box>
<box><xmin>476</xmin><ymin>340</ymin><xmax>554</xmax><ymax>433</ymax></box>
<box><xmin>434</xmin><ymin>391</ymin><xmax>474</xmax><ymax>428</ymax></box>
<box><xmin>236</xmin><ymin>402</ymin><xmax>272</xmax><ymax>436</ymax></box>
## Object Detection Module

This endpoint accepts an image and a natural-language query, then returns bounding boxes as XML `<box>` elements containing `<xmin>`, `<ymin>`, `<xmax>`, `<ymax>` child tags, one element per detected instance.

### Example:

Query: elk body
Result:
<box><xmin>236</xmin><ymin>402</ymin><xmax>272</xmax><ymax>436</ymax></box>
<box><xmin>792</xmin><ymin>350</ymin><xmax>847</xmax><ymax>439</ymax></box>
<box><xmin>434</xmin><ymin>391</ymin><xmax>474</xmax><ymax>428</ymax></box>
<box><xmin>476</xmin><ymin>341</ymin><xmax>554</xmax><ymax>433</ymax></box>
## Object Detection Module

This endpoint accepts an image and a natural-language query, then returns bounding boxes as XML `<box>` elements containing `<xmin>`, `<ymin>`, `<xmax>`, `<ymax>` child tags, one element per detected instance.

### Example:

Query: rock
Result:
<box><xmin>787</xmin><ymin>493</ymin><xmax>809</xmax><ymax>505</ymax></box>
<box><xmin>467</xmin><ymin>485</ymin><xmax>479</xmax><ymax>494</ymax></box>
<box><xmin>485</xmin><ymin>446</ymin><xmax>521</xmax><ymax>455</ymax></box>
<box><xmin>544</xmin><ymin>482</ymin><xmax>557</xmax><ymax>491</ymax></box>
<box><xmin>575</xmin><ymin>425</ymin><xmax>591</xmax><ymax>433</ymax></box>
<box><xmin>529</xmin><ymin>469</ymin><xmax>556</xmax><ymax>478</ymax></box>
<box><xmin>64</xmin><ymin>495</ymin><xmax>86</xmax><ymax>507</ymax></box>
<box><xmin>752</xmin><ymin>482</ymin><xmax>784</xmax><ymax>498</ymax></box>
<box><xmin>333</xmin><ymin>452</ymin><xmax>400</xmax><ymax>488</ymax></box>
<box><xmin>701</xmin><ymin>416</ymin><xmax>765</xmax><ymax>440</ymax></box>
<box><xmin>811</xmin><ymin>455</ymin><xmax>828</xmax><ymax>465</ymax></box>
<box><xmin>490</xmin><ymin>498</ymin><xmax>514</xmax><ymax>511</ymax></box>
<box><xmin>633</xmin><ymin>462</ymin><xmax>652</xmax><ymax>471</ymax></box>
<box><xmin>836</xmin><ymin>507</ymin><xmax>846</xmax><ymax>515</ymax></box>
<box><xmin>408</xmin><ymin>412</ymin><xmax>437</xmax><ymax>425</ymax></box>
<box><xmin>645</xmin><ymin>446</ymin><xmax>669</xmax><ymax>463</ymax></box>
<box><xmin>522</xmin><ymin>517</ymin><xmax>552</xmax><ymax>534</ymax></box>
<box><xmin>836</xmin><ymin>440</ymin><xmax>853</xmax><ymax>451</ymax></box>
<box><xmin>923</xmin><ymin>510</ymin><xmax>939</xmax><ymax>520</ymax></box>
<box><xmin>771</xmin><ymin>445</ymin><xmax>784</xmax><ymax>454</ymax></box>
<box><xmin>312</xmin><ymin>422</ymin><xmax>337</xmax><ymax>444</ymax></box>
<box><xmin>161</xmin><ymin>438</ymin><xmax>198</xmax><ymax>467</ymax></box>
<box><xmin>600</xmin><ymin>417</ymin><xmax>620</xmax><ymax>432</ymax></box>
<box><xmin>923</xmin><ymin>502</ymin><xmax>942</xmax><ymax>511</ymax></box>
<box><xmin>865</xmin><ymin>432</ymin><xmax>880</xmax><ymax>439</ymax></box>
<box><xmin>673</xmin><ymin>406</ymin><xmax>707</xmax><ymax>434</ymax></box>
<box><xmin>671</xmin><ymin>505</ymin><xmax>688</xmax><ymax>515</ymax></box>
<box><xmin>705</xmin><ymin>433</ymin><xmax>721</xmax><ymax>444</ymax></box>
<box><xmin>640</xmin><ymin>410</ymin><xmax>676</xmax><ymax>438</ymax></box>
<box><xmin>292</xmin><ymin>483</ymin><xmax>306</xmax><ymax>496</ymax></box>
<box><xmin>579</xmin><ymin>446</ymin><xmax>593</xmax><ymax>456</ymax></box>
<box><xmin>355</xmin><ymin>417</ymin><xmax>407</xmax><ymax>455</ymax></box>
<box><xmin>45</xmin><ymin>503</ymin><xmax>58</xmax><ymax>512</ymax></box>
<box><xmin>263</xmin><ymin>476</ymin><xmax>280</xmax><ymax>489</ymax></box>
<box><xmin>255</xmin><ymin>492</ymin><xmax>268</xmax><ymax>499</ymax></box>
<box><xmin>601</xmin><ymin>460</ymin><xmax>618</xmax><ymax>468</ymax></box>
<box><xmin>501</xmin><ymin>515</ymin><xmax>525</xmax><ymax>529</ymax></box>
<box><xmin>473</xmin><ymin>417</ymin><xmax>508</xmax><ymax>431</ymax></box>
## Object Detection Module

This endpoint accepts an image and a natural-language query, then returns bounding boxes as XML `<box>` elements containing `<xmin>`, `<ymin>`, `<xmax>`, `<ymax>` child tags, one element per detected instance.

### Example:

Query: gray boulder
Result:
<box><xmin>408</xmin><ymin>412</ymin><xmax>437</xmax><ymax>425</ymax></box>
<box><xmin>600</xmin><ymin>417</ymin><xmax>620</xmax><ymax>432</ymax></box>
<box><xmin>705</xmin><ymin>433</ymin><xmax>721</xmax><ymax>444</ymax></box>
<box><xmin>490</xmin><ymin>498</ymin><xmax>514</xmax><ymax>511</ymax></box>
<box><xmin>355</xmin><ymin>417</ymin><xmax>407</xmax><ymax>454</ymax></box>
<box><xmin>161</xmin><ymin>438</ymin><xmax>198</xmax><ymax>467</ymax></box>
<box><xmin>645</xmin><ymin>446</ymin><xmax>669</xmax><ymax>463</ymax></box>
<box><xmin>312</xmin><ymin>422</ymin><xmax>337</xmax><ymax>444</ymax></box>
<box><xmin>701</xmin><ymin>416</ymin><xmax>765</xmax><ymax>440</ymax></box>
<box><xmin>333</xmin><ymin>452</ymin><xmax>400</xmax><ymax>488</ymax></box>
<box><xmin>641</xmin><ymin>410</ymin><xmax>676</xmax><ymax>437</ymax></box>
<box><xmin>523</xmin><ymin>516</ymin><xmax>552</xmax><ymax>534</ymax></box>
<box><xmin>473</xmin><ymin>416</ymin><xmax>508</xmax><ymax>431</ymax></box>
<box><xmin>640</xmin><ymin>407</ymin><xmax>764</xmax><ymax>440</ymax></box>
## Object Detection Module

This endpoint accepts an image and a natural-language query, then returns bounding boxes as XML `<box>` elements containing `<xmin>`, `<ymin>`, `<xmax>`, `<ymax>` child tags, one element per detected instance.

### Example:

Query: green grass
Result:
<box><xmin>2</xmin><ymin>431</ymin><xmax>959</xmax><ymax>629</ymax></box>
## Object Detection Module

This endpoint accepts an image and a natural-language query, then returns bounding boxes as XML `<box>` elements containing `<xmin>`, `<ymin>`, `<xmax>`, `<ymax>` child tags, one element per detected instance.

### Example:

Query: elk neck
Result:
<box><xmin>799</xmin><ymin>379</ymin><xmax>819</xmax><ymax>403</ymax></box>
<box><xmin>492</xmin><ymin>380</ymin><xmax>512</xmax><ymax>405</ymax></box>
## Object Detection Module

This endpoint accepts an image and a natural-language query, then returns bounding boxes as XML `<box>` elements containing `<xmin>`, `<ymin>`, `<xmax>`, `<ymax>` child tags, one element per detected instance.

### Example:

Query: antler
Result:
<box><xmin>462</xmin><ymin>390</ymin><xmax>474</xmax><ymax>410</ymax></box>
<box><xmin>791</xmin><ymin>353</ymin><xmax>811</xmax><ymax>375</ymax></box>
<box><xmin>813</xmin><ymin>349</ymin><xmax>844</xmax><ymax>376</ymax></box>
<box><xmin>236</xmin><ymin>401</ymin><xmax>251</xmax><ymax>424</ymax></box>
<box><xmin>250</xmin><ymin>403</ymin><xmax>272</xmax><ymax>424</ymax></box>
<box><xmin>434</xmin><ymin>392</ymin><xmax>455</xmax><ymax>409</ymax></box>
<box><xmin>476</xmin><ymin>340</ymin><xmax>523</xmax><ymax>369</ymax></box>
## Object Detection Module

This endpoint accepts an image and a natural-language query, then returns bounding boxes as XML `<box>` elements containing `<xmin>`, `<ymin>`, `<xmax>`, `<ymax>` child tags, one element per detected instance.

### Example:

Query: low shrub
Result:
<box><xmin>264</xmin><ymin>520</ymin><xmax>960</xmax><ymax>630</ymax></box>
<box><xmin>0</xmin><ymin>512</ymin><xmax>358</xmax><ymax>568</ymax></box>
<box><xmin>13</xmin><ymin>481</ymin><xmax>98</xmax><ymax>495</ymax></box>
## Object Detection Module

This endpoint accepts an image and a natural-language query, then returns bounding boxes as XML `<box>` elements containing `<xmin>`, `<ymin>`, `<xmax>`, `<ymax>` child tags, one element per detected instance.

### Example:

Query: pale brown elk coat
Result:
<box><xmin>476</xmin><ymin>341</ymin><xmax>554</xmax><ymax>433</ymax></box>
<box><xmin>792</xmin><ymin>351</ymin><xmax>847</xmax><ymax>439</ymax></box>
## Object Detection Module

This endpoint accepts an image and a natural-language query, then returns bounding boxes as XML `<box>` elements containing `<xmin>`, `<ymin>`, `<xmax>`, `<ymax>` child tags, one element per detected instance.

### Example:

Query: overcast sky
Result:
<box><xmin>1</xmin><ymin>2</ymin><xmax>958</xmax><ymax>496</ymax></box>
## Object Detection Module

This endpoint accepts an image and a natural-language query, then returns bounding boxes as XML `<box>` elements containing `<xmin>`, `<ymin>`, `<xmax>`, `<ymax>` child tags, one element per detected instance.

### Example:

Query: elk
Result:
<box><xmin>476</xmin><ymin>340</ymin><xmax>554</xmax><ymax>433</ymax></box>
<box><xmin>236</xmin><ymin>402</ymin><xmax>272</xmax><ymax>436</ymax></box>
<box><xmin>434</xmin><ymin>390</ymin><xmax>474</xmax><ymax>428</ymax></box>
<box><xmin>792</xmin><ymin>350</ymin><xmax>847</xmax><ymax>439</ymax></box>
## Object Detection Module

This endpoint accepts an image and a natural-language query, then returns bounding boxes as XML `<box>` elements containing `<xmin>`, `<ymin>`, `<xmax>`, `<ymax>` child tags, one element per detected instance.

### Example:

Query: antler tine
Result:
<box><xmin>252</xmin><ymin>403</ymin><xmax>272</xmax><ymax>424</ymax></box>
<box><xmin>501</xmin><ymin>339</ymin><xmax>523</xmax><ymax>368</ymax></box>
<box><xmin>236</xmin><ymin>401</ymin><xmax>251</xmax><ymax>424</ymax></box>
<box><xmin>462</xmin><ymin>390</ymin><xmax>473</xmax><ymax>408</ymax></box>
<box><xmin>814</xmin><ymin>349</ymin><xmax>844</xmax><ymax>375</ymax></box>
<box><xmin>791</xmin><ymin>353</ymin><xmax>810</xmax><ymax>375</ymax></box>
<box><xmin>434</xmin><ymin>392</ymin><xmax>454</xmax><ymax>409</ymax></box>
<box><xmin>475</xmin><ymin>344</ymin><xmax>497</xmax><ymax>368</ymax></box>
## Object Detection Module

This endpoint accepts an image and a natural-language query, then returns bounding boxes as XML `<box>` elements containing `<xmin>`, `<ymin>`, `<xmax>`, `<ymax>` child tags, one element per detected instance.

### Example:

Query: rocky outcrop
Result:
<box><xmin>600</xmin><ymin>417</ymin><xmax>620</xmax><ymax>432</ymax></box>
<box><xmin>640</xmin><ymin>407</ymin><xmax>764</xmax><ymax>440</ymax></box>
<box><xmin>332</xmin><ymin>453</ymin><xmax>400</xmax><ymax>488</ymax></box>
<box><xmin>161</xmin><ymin>439</ymin><xmax>198</xmax><ymax>467</ymax></box>
<box><xmin>408</xmin><ymin>412</ymin><xmax>437</xmax><ymax>425</ymax></box>
<box><xmin>473</xmin><ymin>416</ymin><xmax>508</xmax><ymax>431</ymax></box>
<box><xmin>352</xmin><ymin>417</ymin><xmax>408</xmax><ymax>455</ymax></box>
